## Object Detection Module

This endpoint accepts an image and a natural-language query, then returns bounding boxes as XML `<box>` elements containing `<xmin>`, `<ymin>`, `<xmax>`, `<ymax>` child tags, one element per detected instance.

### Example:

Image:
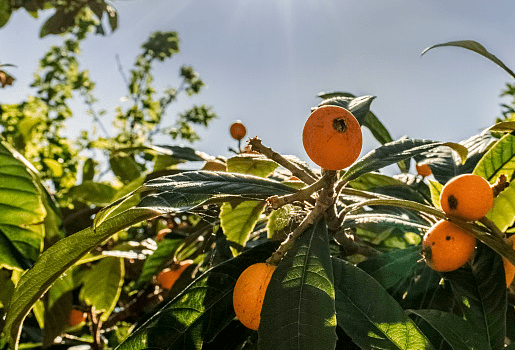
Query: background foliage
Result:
<box><xmin>2</xmin><ymin>5</ymin><xmax>515</xmax><ymax>350</ymax></box>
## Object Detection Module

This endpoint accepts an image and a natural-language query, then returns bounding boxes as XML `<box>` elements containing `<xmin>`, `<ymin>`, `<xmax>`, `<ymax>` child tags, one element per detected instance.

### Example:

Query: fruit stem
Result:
<box><xmin>248</xmin><ymin>137</ymin><xmax>318</xmax><ymax>185</ymax></box>
<box><xmin>267</xmin><ymin>170</ymin><xmax>337</xmax><ymax>265</ymax></box>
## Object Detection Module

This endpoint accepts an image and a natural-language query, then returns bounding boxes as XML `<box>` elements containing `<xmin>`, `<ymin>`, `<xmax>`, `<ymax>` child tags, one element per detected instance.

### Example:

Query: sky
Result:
<box><xmin>2</xmin><ymin>0</ymin><xmax>515</xmax><ymax>170</ymax></box>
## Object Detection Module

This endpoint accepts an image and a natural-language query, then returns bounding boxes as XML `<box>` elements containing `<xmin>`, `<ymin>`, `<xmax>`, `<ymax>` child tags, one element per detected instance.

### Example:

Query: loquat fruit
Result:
<box><xmin>440</xmin><ymin>174</ymin><xmax>493</xmax><ymax>221</ymax></box>
<box><xmin>422</xmin><ymin>220</ymin><xmax>476</xmax><ymax>272</ymax></box>
<box><xmin>230</xmin><ymin>121</ymin><xmax>247</xmax><ymax>141</ymax></box>
<box><xmin>233</xmin><ymin>262</ymin><xmax>276</xmax><ymax>330</ymax></box>
<box><xmin>302</xmin><ymin>105</ymin><xmax>362</xmax><ymax>171</ymax></box>
<box><xmin>157</xmin><ymin>260</ymin><xmax>194</xmax><ymax>290</ymax></box>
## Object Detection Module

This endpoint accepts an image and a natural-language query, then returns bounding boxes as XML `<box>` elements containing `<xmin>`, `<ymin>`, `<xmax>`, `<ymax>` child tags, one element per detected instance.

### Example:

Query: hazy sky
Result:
<box><xmin>2</xmin><ymin>0</ymin><xmax>515</xmax><ymax>170</ymax></box>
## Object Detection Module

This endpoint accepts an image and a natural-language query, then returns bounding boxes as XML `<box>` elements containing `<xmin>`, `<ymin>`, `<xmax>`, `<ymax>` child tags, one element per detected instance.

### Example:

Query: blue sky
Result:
<box><xmin>2</xmin><ymin>0</ymin><xmax>515</xmax><ymax>170</ymax></box>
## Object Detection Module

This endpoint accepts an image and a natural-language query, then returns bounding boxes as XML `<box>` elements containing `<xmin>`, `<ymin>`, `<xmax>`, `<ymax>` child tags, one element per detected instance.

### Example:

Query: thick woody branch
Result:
<box><xmin>266</xmin><ymin>171</ymin><xmax>337</xmax><ymax>265</ymax></box>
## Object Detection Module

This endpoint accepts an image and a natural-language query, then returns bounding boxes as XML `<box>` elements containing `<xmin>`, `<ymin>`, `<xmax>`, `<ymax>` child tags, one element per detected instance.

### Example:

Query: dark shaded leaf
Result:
<box><xmin>416</xmin><ymin>133</ymin><xmax>496</xmax><ymax>184</ymax></box>
<box><xmin>39</xmin><ymin>9</ymin><xmax>78</xmax><ymax>37</ymax></box>
<box><xmin>333</xmin><ymin>258</ymin><xmax>435</xmax><ymax>349</ymax></box>
<box><xmin>444</xmin><ymin>243</ymin><xmax>506</xmax><ymax>350</ymax></box>
<box><xmin>110</xmin><ymin>154</ymin><xmax>142</xmax><ymax>184</ymax></box>
<box><xmin>318</xmin><ymin>94</ymin><xmax>375</xmax><ymax>125</ymax></box>
<box><xmin>116</xmin><ymin>241</ymin><xmax>278</xmax><ymax>350</ymax></box>
<box><xmin>342</xmin><ymin>138</ymin><xmax>444</xmax><ymax>182</ymax></box>
<box><xmin>358</xmin><ymin>246</ymin><xmax>421</xmax><ymax>290</ymax></box>
<box><xmin>138</xmin><ymin>171</ymin><xmax>296</xmax><ymax>211</ymax></box>
<box><xmin>407</xmin><ymin>309</ymin><xmax>488</xmax><ymax>350</ymax></box>
<box><xmin>259</xmin><ymin>219</ymin><xmax>337</xmax><ymax>350</ymax></box>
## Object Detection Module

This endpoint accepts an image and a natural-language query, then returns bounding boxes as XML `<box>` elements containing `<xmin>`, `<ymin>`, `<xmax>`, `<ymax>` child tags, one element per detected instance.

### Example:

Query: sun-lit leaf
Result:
<box><xmin>0</xmin><ymin>141</ymin><xmax>46</xmax><ymax>270</ymax></box>
<box><xmin>220</xmin><ymin>201</ymin><xmax>266</xmax><ymax>247</ymax></box>
<box><xmin>79</xmin><ymin>257</ymin><xmax>124</xmax><ymax>321</ymax></box>
<box><xmin>486</xmin><ymin>184</ymin><xmax>515</xmax><ymax>232</ymax></box>
<box><xmin>333</xmin><ymin>258</ymin><xmax>435</xmax><ymax>349</ymax></box>
<box><xmin>3</xmin><ymin>207</ymin><xmax>162</xmax><ymax>350</ymax></box>
<box><xmin>258</xmin><ymin>219</ymin><xmax>337</xmax><ymax>350</ymax></box>
<box><xmin>428</xmin><ymin>180</ymin><xmax>443</xmax><ymax>210</ymax></box>
<box><xmin>266</xmin><ymin>204</ymin><xmax>294</xmax><ymax>239</ymax></box>
<box><xmin>473</xmin><ymin>132</ymin><xmax>515</xmax><ymax>183</ymax></box>
<box><xmin>67</xmin><ymin>181</ymin><xmax>118</xmax><ymax>206</ymax></box>
<box><xmin>422</xmin><ymin>40</ymin><xmax>515</xmax><ymax>80</ymax></box>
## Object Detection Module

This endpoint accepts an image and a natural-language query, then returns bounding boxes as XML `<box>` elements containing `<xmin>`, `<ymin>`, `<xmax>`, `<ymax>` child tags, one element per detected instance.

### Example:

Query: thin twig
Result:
<box><xmin>267</xmin><ymin>172</ymin><xmax>333</xmax><ymax>210</ymax></box>
<box><xmin>248</xmin><ymin>137</ymin><xmax>318</xmax><ymax>185</ymax></box>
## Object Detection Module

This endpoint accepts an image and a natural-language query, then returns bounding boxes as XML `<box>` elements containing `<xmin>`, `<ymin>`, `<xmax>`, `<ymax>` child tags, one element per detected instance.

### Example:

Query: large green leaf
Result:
<box><xmin>138</xmin><ymin>171</ymin><xmax>296</xmax><ymax>210</ymax></box>
<box><xmin>332</xmin><ymin>258</ymin><xmax>435</xmax><ymax>349</ymax></box>
<box><xmin>444</xmin><ymin>243</ymin><xmax>506</xmax><ymax>350</ymax></box>
<box><xmin>2</xmin><ymin>207</ymin><xmax>162</xmax><ymax>350</ymax></box>
<box><xmin>110</xmin><ymin>154</ymin><xmax>142</xmax><ymax>184</ymax></box>
<box><xmin>79</xmin><ymin>257</ymin><xmax>124</xmax><ymax>321</ymax></box>
<box><xmin>0</xmin><ymin>141</ymin><xmax>46</xmax><ymax>270</ymax></box>
<box><xmin>116</xmin><ymin>241</ymin><xmax>278</xmax><ymax>350</ymax></box>
<box><xmin>67</xmin><ymin>181</ymin><xmax>118</xmax><ymax>206</ymax></box>
<box><xmin>486</xmin><ymin>184</ymin><xmax>515</xmax><ymax>232</ymax></box>
<box><xmin>220</xmin><ymin>201</ymin><xmax>266</xmax><ymax>247</ymax></box>
<box><xmin>422</xmin><ymin>40</ymin><xmax>515</xmax><ymax>80</ymax></box>
<box><xmin>258</xmin><ymin>219</ymin><xmax>337</xmax><ymax>350</ymax></box>
<box><xmin>341</xmin><ymin>139</ymin><xmax>460</xmax><ymax>183</ymax></box>
<box><xmin>407</xmin><ymin>309</ymin><xmax>488</xmax><ymax>350</ymax></box>
<box><xmin>473</xmin><ymin>133</ymin><xmax>515</xmax><ymax>183</ymax></box>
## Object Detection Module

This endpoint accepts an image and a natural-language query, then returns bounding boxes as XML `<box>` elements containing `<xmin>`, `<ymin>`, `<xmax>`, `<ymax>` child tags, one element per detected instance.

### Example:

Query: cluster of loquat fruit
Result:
<box><xmin>229</xmin><ymin>105</ymin><xmax>515</xmax><ymax>331</ymax></box>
